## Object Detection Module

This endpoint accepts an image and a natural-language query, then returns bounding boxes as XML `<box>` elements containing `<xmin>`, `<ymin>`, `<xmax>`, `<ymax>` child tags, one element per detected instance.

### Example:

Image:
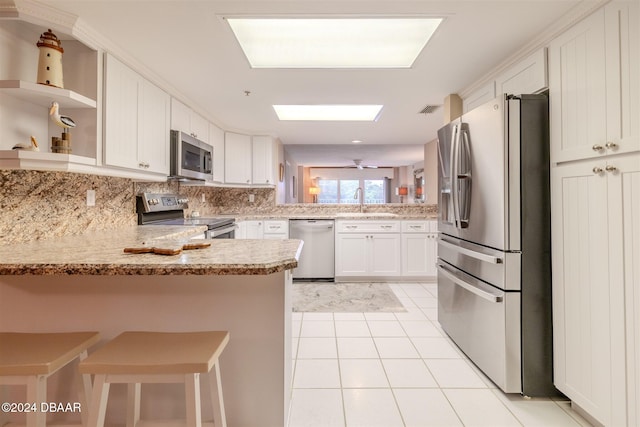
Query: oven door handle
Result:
<box><xmin>209</xmin><ymin>224</ymin><xmax>238</xmax><ymax>237</ymax></box>
<box><xmin>437</xmin><ymin>263</ymin><xmax>503</xmax><ymax>303</ymax></box>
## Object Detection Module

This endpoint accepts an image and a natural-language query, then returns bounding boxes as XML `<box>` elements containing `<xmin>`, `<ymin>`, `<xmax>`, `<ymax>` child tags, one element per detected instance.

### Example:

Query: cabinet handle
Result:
<box><xmin>592</xmin><ymin>144</ymin><xmax>604</xmax><ymax>152</ymax></box>
<box><xmin>592</xmin><ymin>166</ymin><xmax>604</xmax><ymax>174</ymax></box>
<box><xmin>605</xmin><ymin>165</ymin><xmax>618</xmax><ymax>173</ymax></box>
<box><xmin>381</xmin><ymin>225</ymin><xmax>392</xmax><ymax>229</ymax></box>
<box><xmin>605</xmin><ymin>142</ymin><xmax>618</xmax><ymax>150</ymax></box>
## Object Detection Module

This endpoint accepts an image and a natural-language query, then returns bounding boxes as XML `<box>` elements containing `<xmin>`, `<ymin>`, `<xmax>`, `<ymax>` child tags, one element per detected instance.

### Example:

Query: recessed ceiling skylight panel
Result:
<box><xmin>226</xmin><ymin>17</ymin><xmax>442</xmax><ymax>68</ymax></box>
<box><xmin>273</xmin><ymin>104</ymin><xmax>383</xmax><ymax>121</ymax></box>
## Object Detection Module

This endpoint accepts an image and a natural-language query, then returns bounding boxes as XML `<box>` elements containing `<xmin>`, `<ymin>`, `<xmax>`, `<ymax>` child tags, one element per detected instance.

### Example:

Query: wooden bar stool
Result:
<box><xmin>79</xmin><ymin>331</ymin><xmax>230</xmax><ymax>427</ymax></box>
<box><xmin>0</xmin><ymin>331</ymin><xmax>101</xmax><ymax>427</ymax></box>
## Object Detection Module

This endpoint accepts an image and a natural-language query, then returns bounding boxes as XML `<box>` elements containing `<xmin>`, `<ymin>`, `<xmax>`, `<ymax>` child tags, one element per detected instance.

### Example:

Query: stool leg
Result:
<box><xmin>87</xmin><ymin>374</ymin><xmax>110</xmax><ymax>427</ymax></box>
<box><xmin>126</xmin><ymin>383</ymin><xmax>141</xmax><ymax>427</ymax></box>
<box><xmin>209</xmin><ymin>361</ymin><xmax>227</xmax><ymax>427</ymax></box>
<box><xmin>26</xmin><ymin>375</ymin><xmax>46</xmax><ymax>427</ymax></box>
<box><xmin>78</xmin><ymin>350</ymin><xmax>92</xmax><ymax>427</ymax></box>
<box><xmin>184</xmin><ymin>373</ymin><xmax>202</xmax><ymax>427</ymax></box>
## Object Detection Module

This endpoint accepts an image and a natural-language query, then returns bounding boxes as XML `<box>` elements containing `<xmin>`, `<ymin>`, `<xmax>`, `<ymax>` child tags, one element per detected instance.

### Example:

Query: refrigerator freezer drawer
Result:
<box><xmin>437</xmin><ymin>262</ymin><xmax>522</xmax><ymax>393</ymax></box>
<box><xmin>438</xmin><ymin>235</ymin><xmax>521</xmax><ymax>291</ymax></box>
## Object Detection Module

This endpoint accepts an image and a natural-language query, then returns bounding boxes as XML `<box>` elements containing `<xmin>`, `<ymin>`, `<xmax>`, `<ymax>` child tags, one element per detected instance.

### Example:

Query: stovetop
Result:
<box><xmin>136</xmin><ymin>192</ymin><xmax>235</xmax><ymax>230</ymax></box>
<box><xmin>148</xmin><ymin>217</ymin><xmax>235</xmax><ymax>229</ymax></box>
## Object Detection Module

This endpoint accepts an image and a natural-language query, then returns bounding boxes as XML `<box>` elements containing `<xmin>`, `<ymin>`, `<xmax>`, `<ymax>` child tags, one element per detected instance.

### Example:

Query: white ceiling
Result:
<box><xmin>45</xmin><ymin>0</ymin><xmax>583</xmax><ymax>167</ymax></box>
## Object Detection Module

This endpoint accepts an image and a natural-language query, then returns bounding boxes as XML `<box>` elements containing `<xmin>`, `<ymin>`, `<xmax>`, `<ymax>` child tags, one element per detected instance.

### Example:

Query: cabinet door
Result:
<box><xmin>335</xmin><ymin>234</ymin><xmax>368</xmax><ymax>276</ymax></box>
<box><xmin>370</xmin><ymin>234</ymin><xmax>401</xmax><ymax>276</ymax></box>
<box><xmin>549</xmin><ymin>9</ymin><xmax>607</xmax><ymax>163</ymax></box>
<box><xmin>190</xmin><ymin>112</ymin><xmax>209</xmax><ymax>143</ymax></box>
<box><xmin>138</xmin><ymin>79</ymin><xmax>170</xmax><ymax>174</ymax></box>
<box><xmin>170</xmin><ymin>98</ymin><xmax>191</xmax><ymax>133</ymax></box>
<box><xmin>402</xmin><ymin>234</ymin><xmax>431</xmax><ymax>276</ymax></box>
<box><xmin>604</xmin><ymin>1</ymin><xmax>640</xmax><ymax>156</ymax></box>
<box><xmin>551</xmin><ymin>160</ymin><xmax>613</xmax><ymax>425</ymax></box>
<box><xmin>244</xmin><ymin>221</ymin><xmax>264</xmax><ymax>239</ymax></box>
<box><xmin>224</xmin><ymin>132</ymin><xmax>252</xmax><ymax>184</ymax></box>
<box><xmin>209</xmin><ymin>123</ymin><xmax>225</xmax><ymax>183</ymax></box>
<box><xmin>495</xmin><ymin>48</ymin><xmax>547</xmax><ymax>95</ymax></box>
<box><xmin>611</xmin><ymin>154</ymin><xmax>640</xmax><ymax>426</ymax></box>
<box><xmin>252</xmin><ymin>136</ymin><xmax>275</xmax><ymax>185</ymax></box>
<box><xmin>463</xmin><ymin>82</ymin><xmax>495</xmax><ymax>113</ymax></box>
<box><xmin>104</xmin><ymin>54</ymin><xmax>139</xmax><ymax>169</ymax></box>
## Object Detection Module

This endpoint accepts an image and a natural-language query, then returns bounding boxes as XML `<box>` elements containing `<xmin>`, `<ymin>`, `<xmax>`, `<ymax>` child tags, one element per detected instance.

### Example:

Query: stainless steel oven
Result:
<box><xmin>136</xmin><ymin>193</ymin><xmax>236</xmax><ymax>239</ymax></box>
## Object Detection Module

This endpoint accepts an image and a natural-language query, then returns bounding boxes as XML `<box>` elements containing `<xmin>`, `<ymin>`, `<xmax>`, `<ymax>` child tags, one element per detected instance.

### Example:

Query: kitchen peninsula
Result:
<box><xmin>0</xmin><ymin>225</ymin><xmax>303</xmax><ymax>427</ymax></box>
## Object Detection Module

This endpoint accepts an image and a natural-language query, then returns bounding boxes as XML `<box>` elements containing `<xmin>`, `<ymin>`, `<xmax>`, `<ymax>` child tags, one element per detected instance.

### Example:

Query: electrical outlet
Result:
<box><xmin>201</xmin><ymin>193</ymin><xmax>206</xmax><ymax>203</ymax></box>
<box><xmin>86</xmin><ymin>189</ymin><xmax>96</xmax><ymax>207</ymax></box>
<box><xmin>249</xmin><ymin>194</ymin><xmax>255</xmax><ymax>203</ymax></box>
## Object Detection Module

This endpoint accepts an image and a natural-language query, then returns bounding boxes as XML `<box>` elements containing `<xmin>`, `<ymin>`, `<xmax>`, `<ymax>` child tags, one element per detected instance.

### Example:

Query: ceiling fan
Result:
<box><xmin>348</xmin><ymin>159</ymin><xmax>378</xmax><ymax>170</ymax></box>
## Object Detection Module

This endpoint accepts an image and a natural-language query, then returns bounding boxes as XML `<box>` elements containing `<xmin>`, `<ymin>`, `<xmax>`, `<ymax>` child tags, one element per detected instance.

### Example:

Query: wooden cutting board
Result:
<box><xmin>123</xmin><ymin>242</ymin><xmax>211</xmax><ymax>256</ymax></box>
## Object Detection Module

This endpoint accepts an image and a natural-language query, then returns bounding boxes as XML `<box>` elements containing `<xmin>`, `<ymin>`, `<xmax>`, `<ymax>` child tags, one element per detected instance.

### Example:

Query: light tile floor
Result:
<box><xmin>288</xmin><ymin>282</ymin><xmax>593</xmax><ymax>427</ymax></box>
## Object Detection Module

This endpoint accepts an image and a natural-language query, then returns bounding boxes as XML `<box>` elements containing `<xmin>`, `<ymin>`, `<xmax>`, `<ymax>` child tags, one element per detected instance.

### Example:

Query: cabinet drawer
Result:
<box><xmin>337</xmin><ymin>221</ymin><xmax>399</xmax><ymax>233</ymax></box>
<box><xmin>401</xmin><ymin>220</ymin><xmax>438</xmax><ymax>233</ymax></box>
<box><xmin>264</xmin><ymin>220</ymin><xmax>288</xmax><ymax>234</ymax></box>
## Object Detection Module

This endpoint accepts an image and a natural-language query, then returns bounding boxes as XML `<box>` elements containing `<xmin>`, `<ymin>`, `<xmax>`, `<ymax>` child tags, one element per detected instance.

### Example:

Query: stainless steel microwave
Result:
<box><xmin>170</xmin><ymin>130</ymin><xmax>213</xmax><ymax>182</ymax></box>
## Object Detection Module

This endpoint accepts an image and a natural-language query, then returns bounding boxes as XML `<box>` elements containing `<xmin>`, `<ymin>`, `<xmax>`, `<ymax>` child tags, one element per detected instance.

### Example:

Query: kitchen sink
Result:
<box><xmin>335</xmin><ymin>212</ymin><xmax>398</xmax><ymax>217</ymax></box>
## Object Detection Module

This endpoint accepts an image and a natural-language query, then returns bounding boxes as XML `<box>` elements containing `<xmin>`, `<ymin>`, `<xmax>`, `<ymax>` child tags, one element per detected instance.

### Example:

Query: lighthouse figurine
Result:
<box><xmin>36</xmin><ymin>29</ymin><xmax>64</xmax><ymax>88</ymax></box>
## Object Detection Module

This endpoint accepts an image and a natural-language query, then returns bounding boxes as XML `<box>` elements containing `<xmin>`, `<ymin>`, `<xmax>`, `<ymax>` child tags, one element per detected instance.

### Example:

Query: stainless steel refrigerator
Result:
<box><xmin>437</xmin><ymin>94</ymin><xmax>558</xmax><ymax>396</ymax></box>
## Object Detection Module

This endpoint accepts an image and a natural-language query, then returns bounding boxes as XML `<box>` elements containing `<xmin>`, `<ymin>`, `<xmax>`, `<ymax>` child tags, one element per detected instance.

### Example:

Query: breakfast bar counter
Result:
<box><xmin>0</xmin><ymin>226</ymin><xmax>303</xmax><ymax>427</ymax></box>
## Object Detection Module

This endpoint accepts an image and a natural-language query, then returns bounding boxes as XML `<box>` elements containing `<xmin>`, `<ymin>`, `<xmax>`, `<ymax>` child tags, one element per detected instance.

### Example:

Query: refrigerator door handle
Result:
<box><xmin>437</xmin><ymin>263</ymin><xmax>503</xmax><ymax>303</ymax></box>
<box><xmin>457</xmin><ymin>128</ymin><xmax>472</xmax><ymax>228</ymax></box>
<box><xmin>451</xmin><ymin>124</ymin><xmax>461</xmax><ymax>228</ymax></box>
<box><xmin>439</xmin><ymin>238</ymin><xmax>504</xmax><ymax>264</ymax></box>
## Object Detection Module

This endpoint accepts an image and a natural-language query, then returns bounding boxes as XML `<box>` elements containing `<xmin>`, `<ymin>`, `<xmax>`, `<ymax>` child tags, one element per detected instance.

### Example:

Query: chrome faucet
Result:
<box><xmin>354</xmin><ymin>187</ymin><xmax>364</xmax><ymax>213</ymax></box>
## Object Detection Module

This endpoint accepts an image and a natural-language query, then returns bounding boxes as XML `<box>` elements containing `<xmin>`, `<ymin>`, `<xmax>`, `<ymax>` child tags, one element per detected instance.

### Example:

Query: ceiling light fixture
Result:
<box><xmin>226</xmin><ymin>17</ymin><xmax>442</xmax><ymax>68</ymax></box>
<box><xmin>273</xmin><ymin>104</ymin><xmax>383</xmax><ymax>121</ymax></box>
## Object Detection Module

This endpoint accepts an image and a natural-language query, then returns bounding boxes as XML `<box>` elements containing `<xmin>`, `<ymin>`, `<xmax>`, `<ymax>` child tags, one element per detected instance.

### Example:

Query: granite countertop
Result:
<box><xmin>223</xmin><ymin>213</ymin><xmax>438</xmax><ymax>221</ymax></box>
<box><xmin>0</xmin><ymin>226</ymin><xmax>303</xmax><ymax>276</ymax></box>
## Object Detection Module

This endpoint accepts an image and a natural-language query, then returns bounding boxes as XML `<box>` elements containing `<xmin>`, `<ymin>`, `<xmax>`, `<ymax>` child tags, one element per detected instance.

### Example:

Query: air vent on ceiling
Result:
<box><xmin>418</xmin><ymin>105</ymin><xmax>441</xmax><ymax>114</ymax></box>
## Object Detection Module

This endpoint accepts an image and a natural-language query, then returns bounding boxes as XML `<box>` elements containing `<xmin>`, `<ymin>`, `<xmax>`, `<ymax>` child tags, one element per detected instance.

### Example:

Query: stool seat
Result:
<box><xmin>0</xmin><ymin>331</ymin><xmax>100</xmax><ymax>375</ymax></box>
<box><xmin>79</xmin><ymin>331</ymin><xmax>229</xmax><ymax>375</ymax></box>
<box><xmin>0</xmin><ymin>332</ymin><xmax>101</xmax><ymax>427</ymax></box>
<box><xmin>79</xmin><ymin>331</ymin><xmax>230</xmax><ymax>427</ymax></box>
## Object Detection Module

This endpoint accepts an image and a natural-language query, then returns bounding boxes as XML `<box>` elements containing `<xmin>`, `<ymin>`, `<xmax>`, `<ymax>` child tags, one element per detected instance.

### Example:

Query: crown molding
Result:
<box><xmin>458</xmin><ymin>0</ymin><xmax>610</xmax><ymax>99</ymax></box>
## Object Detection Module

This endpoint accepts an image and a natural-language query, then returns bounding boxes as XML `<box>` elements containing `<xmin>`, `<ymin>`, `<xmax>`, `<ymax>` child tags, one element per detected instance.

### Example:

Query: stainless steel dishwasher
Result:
<box><xmin>289</xmin><ymin>219</ymin><xmax>335</xmax><ymax>281</ymax></box>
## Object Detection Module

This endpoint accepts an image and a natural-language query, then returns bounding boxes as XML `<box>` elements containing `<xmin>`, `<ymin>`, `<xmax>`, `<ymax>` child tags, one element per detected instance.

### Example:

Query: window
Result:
<box><xmin>317</xmin><ymin>178</ymin><xmax>387</xmax><ymax>204</ymax></box>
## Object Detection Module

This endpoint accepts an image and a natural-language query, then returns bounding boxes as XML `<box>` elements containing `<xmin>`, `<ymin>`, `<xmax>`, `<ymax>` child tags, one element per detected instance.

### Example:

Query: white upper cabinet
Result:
<box><xmin>252</xmin><ymin>135</ymin><xmax>277</xmax><ymax>186</ymax></box>
<box><xmin>463</xmin><ymin>82</ymin><xmax>495</xmax><ymax>113</ymax></box>
<box><xmin>209</xmin><ymin>122</ymin><xmax>225</xmax><ymax>183</ymax></box>
<box><xmin>495</xmin><ymin>48</ymin><xmax>548</xmax><ymax>96</ymax></box>
<box><xmin>464</xmin><ymin>47</ymin><xmax>548</xmax><ymax>115</ymax></box>
<box><xmin>224</xmin><ymin>132</ymin><xmax>252</xmax><ymax>185</ymax></box>
<box><xmin>170</xmin><ymin>98</ymin><xmax>209</xmax><ymax>143</ymax></box>
<box><xmin>104</xmin><ymin>54</ymin><xmax>170</xmax><ymax>175</ymax></box>
<box><xmin>138</xmin><ymin>78</ymin><xmax>170</xmax><ymax>175</ymax></box>
<box><xmin>549</xmin><ymin>1</ymin><xmax>639</xmax><ymax>164</ymax></box>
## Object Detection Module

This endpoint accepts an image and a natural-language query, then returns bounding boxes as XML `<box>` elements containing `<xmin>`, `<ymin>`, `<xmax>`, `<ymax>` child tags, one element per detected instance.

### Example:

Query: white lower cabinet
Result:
<box><xmin>401</xmin><ymin>220</ymin><xmax>437</xmax><ymax>277</ymax></box>
<box><xmin>335</xmin><ymin>221</ymin><xmax>401</xmax><ymax>278</ymax></box>
<box><xmin>551</xmin><ymin>153</ymin><xmax>639</xmax><ymax>426</ymax></box>
<box><xmin>236</xmin><ymin>220</ymin><xmax>288</xmax><ymax>240</ymax></box>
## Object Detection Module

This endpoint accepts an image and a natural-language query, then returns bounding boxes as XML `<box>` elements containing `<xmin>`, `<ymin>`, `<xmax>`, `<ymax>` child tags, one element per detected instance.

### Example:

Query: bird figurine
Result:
<box><xmin>49</xmin><ymin>101</ymin><xmax>76</xmax><ymax>131</ymax></box>
<box><xmin>12</xmin><ymin>136</ymin><xmax>40</xmax><ymax>151</ymax></box>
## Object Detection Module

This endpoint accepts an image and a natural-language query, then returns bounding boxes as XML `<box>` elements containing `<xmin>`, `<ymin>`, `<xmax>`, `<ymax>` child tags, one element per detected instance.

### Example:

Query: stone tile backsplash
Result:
<box><xmin>1</xmin><ymin>170</ymin><xmax>437</xmax><ymax>243</ymax></box>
